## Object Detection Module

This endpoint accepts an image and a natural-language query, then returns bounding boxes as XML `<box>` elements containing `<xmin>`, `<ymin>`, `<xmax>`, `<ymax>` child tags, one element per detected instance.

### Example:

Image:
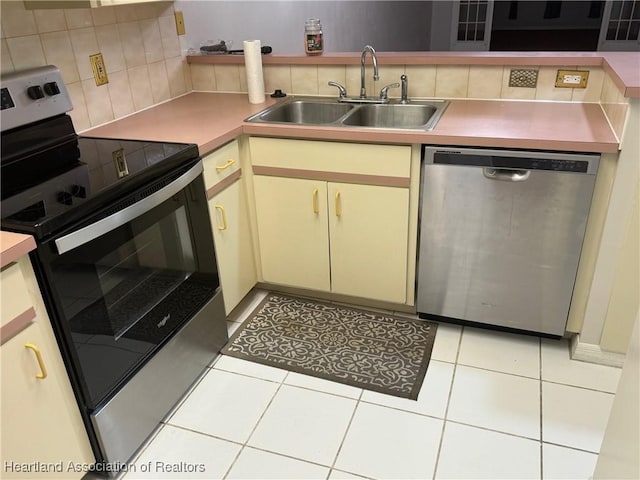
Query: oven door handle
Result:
<box><xmin>55</xmin><ymin>161</ymin><xmax>204</xmax><ymax>255</ymax></box>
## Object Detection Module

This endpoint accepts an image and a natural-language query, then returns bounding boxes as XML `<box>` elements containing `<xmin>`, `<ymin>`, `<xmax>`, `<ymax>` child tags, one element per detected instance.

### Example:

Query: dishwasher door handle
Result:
<box><xmin>483</xmin><ymin>167</ymin><xmax>530</xmax><ymax>182</ymax></box>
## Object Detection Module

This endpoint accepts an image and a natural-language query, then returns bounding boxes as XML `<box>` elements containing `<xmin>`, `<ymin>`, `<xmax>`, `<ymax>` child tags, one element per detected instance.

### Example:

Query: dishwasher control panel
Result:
<box><xmin>433</xmin><ymin>151</ymin><xmax>591</xmax><ymax>172</ymax></box>
<box><xmin>429</xmin><ymin>146</ymin><xmax>599</xmax><ymax>175</ymax></box>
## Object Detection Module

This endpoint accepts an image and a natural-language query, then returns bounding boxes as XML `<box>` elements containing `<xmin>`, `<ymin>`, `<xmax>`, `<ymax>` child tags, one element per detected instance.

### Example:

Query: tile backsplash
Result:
<box><xmin>190</xmin><ymin>63</ymin><xmax>607</xmax><ymax>104</ymax></box>
<box><xmin>189</xmin><ymin>61</ymin><xmax>630</xmax><ymax>138</ymax></box>
<box><xmin>1</xmin><ymin>1</ymin><xmax>191</xmax><ymax>132</ymax></box>
<box><xmin>1</xmin><ymin>0</ymin><xmax>627</xmax><ymax>139</ymax></box>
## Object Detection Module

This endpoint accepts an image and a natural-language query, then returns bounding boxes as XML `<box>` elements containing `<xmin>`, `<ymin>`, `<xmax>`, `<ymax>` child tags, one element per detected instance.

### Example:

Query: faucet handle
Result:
<box><xmin>379</xmin><ymin>82</ymin><xmax>400</xmax><ymax>101</ymax></box>
<box><xmin>328</xmin><ymin>81</ymin><xmax>347</xmax><ymax>99</ymax></box>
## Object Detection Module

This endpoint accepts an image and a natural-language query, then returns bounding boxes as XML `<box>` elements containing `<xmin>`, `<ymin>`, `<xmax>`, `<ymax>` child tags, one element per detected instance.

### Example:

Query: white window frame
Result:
<box><xmin>450</xmin><ymin>0</ymin><xmax>495</xmax><ymax>51</ymax></box>
<box><xmin>598</xmin><ymin>0</ymin><xmax>640</xmax><ymax>51</ymax></box>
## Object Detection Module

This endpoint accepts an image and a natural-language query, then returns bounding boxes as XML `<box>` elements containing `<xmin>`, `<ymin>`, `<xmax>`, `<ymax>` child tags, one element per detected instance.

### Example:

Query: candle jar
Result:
<box><xmin>304</xmin><ymin>19</ymin><xmax>323</xmax><ymax>55</ymax></box>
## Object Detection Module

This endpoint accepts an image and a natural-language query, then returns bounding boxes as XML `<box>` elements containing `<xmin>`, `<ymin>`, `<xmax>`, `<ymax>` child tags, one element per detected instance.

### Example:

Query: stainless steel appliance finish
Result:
<box><xmin>0</xmin><ymin>65</ymin><xmax>72</xmax><ymax>131</ymax></box>
<box><xmin>417</xmin><ymin>146</ymin><xmax>600</xmax><ymax>336</ymax></box>
<box><xmin>1</xmin><ymin>66</ymin><xmax>228</xmax><ymax>475</ymax></box>
<box><xmin>92</xmin><ymin>291</ymin><xmax>226</xmax><ymax>466</ymax></box>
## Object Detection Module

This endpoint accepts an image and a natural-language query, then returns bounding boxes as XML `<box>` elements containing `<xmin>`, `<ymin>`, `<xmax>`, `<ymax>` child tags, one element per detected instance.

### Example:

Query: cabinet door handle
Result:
<box><xmin>335</xmin><ymin>191</ymin><xmax>341</xmax><ymax>217</ymax></box>
<box><xmin>214</xmin><ymin>204</ymin><xmax>228</xmax><ymax>230</ymax></box>
<box><xmin>25</xmin><ymin>343</ymin><xmax>48</xmax><ymax>380</ymax></box>
<box><xmin>312</xmin><ymin>188</ymin><xmax>319</xmax><ymax>214</ymax></box>
<box><xmin>215</xmin><ymin>159</ymin><xmax>235</xmax><ymax>171</ymax></box>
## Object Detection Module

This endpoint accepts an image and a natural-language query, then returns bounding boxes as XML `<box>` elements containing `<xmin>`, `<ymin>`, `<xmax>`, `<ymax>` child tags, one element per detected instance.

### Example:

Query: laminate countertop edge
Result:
<box><xmin>1</xmin><ymin>232</ymin><xmax>36</xmax><ymax>268</ymax></box>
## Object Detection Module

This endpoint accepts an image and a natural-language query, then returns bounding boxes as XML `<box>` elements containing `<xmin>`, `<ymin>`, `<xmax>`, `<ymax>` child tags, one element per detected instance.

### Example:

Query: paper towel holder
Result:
<box><xmin>270</xmin><ymin>89</ymin><xmax>287</xmax><ymax>98</ymax></box>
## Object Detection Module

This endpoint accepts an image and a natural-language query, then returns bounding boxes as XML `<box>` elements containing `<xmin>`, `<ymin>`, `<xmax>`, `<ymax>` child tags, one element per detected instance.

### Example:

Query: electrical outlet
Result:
<box><xmin>555</xmin><ymin>70</ymin><xmax>589</xmax><ymax>88</ymax></box>
<box><xmin>175</xmin><ymin>11</ymin><xmax>186</xmax><ymax>36</ymax></box>
<box><xmin>89</xmin><ymin>53</ymin><xmax>108</xmax><ymax>86</ymax></box>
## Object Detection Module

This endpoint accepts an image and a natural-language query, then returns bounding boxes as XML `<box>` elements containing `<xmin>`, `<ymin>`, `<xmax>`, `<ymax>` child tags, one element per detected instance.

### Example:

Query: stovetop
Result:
<box><xmin>1</xmin><ymin>125</ymin><xmax>199</xmax><ymax>240</ymax></box>
<box><xmin>1</xmin><ymin>65</ymin><xmax>200</xmax><ymax>241</ymax></box>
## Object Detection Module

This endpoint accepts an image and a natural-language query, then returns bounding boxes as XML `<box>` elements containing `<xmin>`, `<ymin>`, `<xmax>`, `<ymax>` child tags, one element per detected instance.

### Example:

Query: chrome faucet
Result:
<box><xmin>360</xmin><ymin>45</ymin><xmax>379</xmax><ymax>99</ymax></box>
<box><xmin>400</xmin><ymin>74</ymin><xmax>409</xmax><ymax>104</ymax></box>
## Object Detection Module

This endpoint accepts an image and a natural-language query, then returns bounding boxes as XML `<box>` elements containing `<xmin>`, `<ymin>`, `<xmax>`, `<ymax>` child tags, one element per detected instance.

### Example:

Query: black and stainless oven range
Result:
<box><xmin>1</xmin><ymin>66</ymin><xmax>228</xmax><ymax>471</ymax></box>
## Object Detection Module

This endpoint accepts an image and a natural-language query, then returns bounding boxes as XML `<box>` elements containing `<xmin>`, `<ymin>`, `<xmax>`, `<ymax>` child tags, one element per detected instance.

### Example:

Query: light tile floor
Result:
<box><xmin>123</xmin><ymin>289</ymin><xmax>621</xmax><ymax>480</ymax></box>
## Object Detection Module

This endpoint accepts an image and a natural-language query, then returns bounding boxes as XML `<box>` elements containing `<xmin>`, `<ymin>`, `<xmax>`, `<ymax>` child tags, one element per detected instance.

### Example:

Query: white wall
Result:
<box><xmin>594</xmin><ymin>313</ymin><xmax>640</xmax><ymax>479</ymax></box>
<box><xmin>174</xmin><ymin>0</ymin><xmax>431</xmax><ymax>53</ymax></box>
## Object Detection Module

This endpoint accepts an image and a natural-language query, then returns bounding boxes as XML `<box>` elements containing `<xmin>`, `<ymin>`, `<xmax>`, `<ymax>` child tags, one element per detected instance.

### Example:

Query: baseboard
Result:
<box><xmin>570</xmin><ymin>334</ymin><xmax>626</xmax><ymax>368</ymax></box>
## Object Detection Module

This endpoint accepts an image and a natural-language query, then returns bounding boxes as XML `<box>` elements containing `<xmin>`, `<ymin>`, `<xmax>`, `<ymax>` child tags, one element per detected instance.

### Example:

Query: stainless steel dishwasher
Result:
<box><xmin>416</xmin><ymin>146</ymin><xmax>600</xmax><ymax>336</ymax></box>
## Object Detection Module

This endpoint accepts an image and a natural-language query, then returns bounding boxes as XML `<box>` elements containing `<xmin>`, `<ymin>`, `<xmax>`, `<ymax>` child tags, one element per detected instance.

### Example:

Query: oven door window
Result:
<box><xmin>47</xmin><ymin>184</ymin><xmax>218</xmax><ymax>409</ymax></box>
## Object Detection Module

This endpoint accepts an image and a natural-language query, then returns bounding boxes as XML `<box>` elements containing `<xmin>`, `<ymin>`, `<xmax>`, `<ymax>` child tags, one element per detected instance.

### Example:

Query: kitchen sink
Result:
<box><xmin>341</xmin><ymin>103</ymin><xmax>442</xmax><ymax>129</ymax></box>
<box><xmin>250</xmin><ymin>100</ymin><xmax>355</xmax><ymax>124</ymax></box>
<box><xmin>245</xmin><ymin>97</ymin><xmax>449</xmax><ymax>131</ymax></box>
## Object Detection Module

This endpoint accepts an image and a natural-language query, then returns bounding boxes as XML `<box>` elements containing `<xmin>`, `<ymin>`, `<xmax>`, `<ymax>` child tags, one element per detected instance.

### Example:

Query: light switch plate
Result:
<box><xmin>555</xmin><ymin>69</ymin><xmax>589</xmax><ymax>88</ymax></box>
<box><xmin>89</xmin><ymin>53</ymin><xmax>108</xmax><ymax>86</ymax></box>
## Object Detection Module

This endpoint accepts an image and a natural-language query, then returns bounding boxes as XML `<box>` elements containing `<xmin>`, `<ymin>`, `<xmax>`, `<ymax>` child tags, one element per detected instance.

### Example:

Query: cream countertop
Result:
<box><xmin>85</xmin><ymin>93</ymin><xmax>619</xmax><ymax>154</ymax></box>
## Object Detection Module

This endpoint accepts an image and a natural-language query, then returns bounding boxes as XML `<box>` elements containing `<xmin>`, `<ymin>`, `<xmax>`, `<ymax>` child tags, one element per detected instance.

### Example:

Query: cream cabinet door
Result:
<box><xmin>328</xmin><ymin>182</ymin><xmax>410</xmax><ymax>303</ymax></box>
<box><xmin>209</xmin><ymin>180</ymin><xmax>257</xmax><ymax>315</ymax></box>
<box><xmin>253</xmin><ymin>176</ymin><xmax>330</xmax><ymax>292</ymax></box>
<box><xmin>1</xmin><ymin>324</ymin><xmax>91</xmax><ymax>478</ymax></box>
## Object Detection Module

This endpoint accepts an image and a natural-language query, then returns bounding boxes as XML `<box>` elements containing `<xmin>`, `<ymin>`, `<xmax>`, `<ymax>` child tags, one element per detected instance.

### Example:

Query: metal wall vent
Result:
<box><xmin>509</xmin><ymin>69</ymin><xmax>538</xmax><ymax>88</ymax></box>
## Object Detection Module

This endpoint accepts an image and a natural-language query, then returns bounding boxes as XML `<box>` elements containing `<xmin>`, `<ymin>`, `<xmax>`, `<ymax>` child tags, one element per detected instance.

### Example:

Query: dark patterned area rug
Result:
<box><xmin>221</xmin><ymin>293</ymin><xmax>438</xmax><ymax>400</ymax></box>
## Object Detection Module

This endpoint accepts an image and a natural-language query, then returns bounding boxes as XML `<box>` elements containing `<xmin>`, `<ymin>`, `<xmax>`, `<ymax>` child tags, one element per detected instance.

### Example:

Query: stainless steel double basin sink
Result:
<box><xmin>245</xmin><ymin>97</ymin><xmax>449</xmax><ymax>131</ymax></box>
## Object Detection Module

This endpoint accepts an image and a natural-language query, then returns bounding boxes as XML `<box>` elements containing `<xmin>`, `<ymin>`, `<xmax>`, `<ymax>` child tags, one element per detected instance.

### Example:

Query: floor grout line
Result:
<box><xmin>328</xmin><ymin>389</ymin><xmax>364</xmax><ymax>478</ymax></box>
<box><xmin>540</xmin><ymin>440</ymin><xmax>601</xmax><ymax>456</ymax></box>
<box><xmin>538</xmin><ymin>378</ymin><xmax>618</xmax><ymax>395</ymax></box>
<box><xmin>448</xmin><ymin>360</ymin><xmax>617</xmax><ymax>395</ymax></box>
<box><xmin>164</xmin><ymin>423</ymin><xmax>245</xmax><ymax>447</ymax></box>
<box><xmin>221</xmin><ymin>371</ymin><xmax>288</xmax><ymax>479</ymax></box>
<box><xmin>212</xmin><ymin>363</ymin><xmax>287</xmax><ymax>385</ymax></box>
<box><xmin>431</xmin><ymin>324</ymin><xmax>465</xmax><ymax>479</ymax></box>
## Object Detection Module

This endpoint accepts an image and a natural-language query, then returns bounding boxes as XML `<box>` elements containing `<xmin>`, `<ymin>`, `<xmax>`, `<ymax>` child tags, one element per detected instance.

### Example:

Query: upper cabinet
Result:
<box><xmin>24</xmin><ymin>0</ymin><xmax>159</xmax><ymax>9</ymax></box>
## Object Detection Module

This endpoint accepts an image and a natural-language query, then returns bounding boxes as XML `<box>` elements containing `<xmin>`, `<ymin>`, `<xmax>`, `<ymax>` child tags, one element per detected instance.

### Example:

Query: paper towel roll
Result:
<box><xmin>243</xmin><ymin>40</ymin><xmax>265</xmax><ymax>104</ymax></box>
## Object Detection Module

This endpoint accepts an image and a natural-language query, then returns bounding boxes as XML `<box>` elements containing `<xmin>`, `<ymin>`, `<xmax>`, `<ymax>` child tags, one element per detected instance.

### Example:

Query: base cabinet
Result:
<box><xmin>253</xmin><ymin>175</ymin><xmax>409</xmax><ymax>303</ymax></box>
<box><xmin>203</xmin><ymin>140</ymin><xmax>257</xmax><ymax>315</ymax></box>
<box><xmin>253</xmin><ymin>176</ymin><xmax>330</xmax><ymax>292</ymax></box>
<box><xmin>328</xmin><ymin>182</ymin><xmax>409</xmax><ymax>303</ymax></box>
<box><xmin>1</xmin><ymin>258</ymin><xmax>94</xmax><ymax>478</ymax></box>
<box><xmin>209</xmin><ymin>180</ymin><xmax>257</xmax><ymax>315</ymax></box>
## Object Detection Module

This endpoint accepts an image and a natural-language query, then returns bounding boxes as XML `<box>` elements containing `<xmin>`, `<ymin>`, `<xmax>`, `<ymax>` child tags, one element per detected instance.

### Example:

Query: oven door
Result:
<box><xmin>36</xmin><ymin>160</ymin><xmax>220</xmax><ymax>410</ymax></box>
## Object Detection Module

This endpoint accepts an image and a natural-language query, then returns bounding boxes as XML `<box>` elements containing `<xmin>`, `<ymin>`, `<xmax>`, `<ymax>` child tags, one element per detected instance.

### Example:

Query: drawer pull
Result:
<box><xmin>312</xmin><ymin>188</ymin><xmax>319</xmax><ymax>214</ymax></box>
<box><xmin>25</xmin><ymin>343</ymin><xmax>48</xmax><ymax>380</ymax></box>
<box><xmin>214</xmin><ymin>204</ymin><xmax>228</xmax><ymax>230</ymax></box>
<box><xmin>335</xmin><ymin>191</ymin><xmax>342</xmax><ymax>217</ymax></box>
<box><xmin>215</xmin><ymin>159</ymin><xmax>235</xmax><ymax>171</ymax></box>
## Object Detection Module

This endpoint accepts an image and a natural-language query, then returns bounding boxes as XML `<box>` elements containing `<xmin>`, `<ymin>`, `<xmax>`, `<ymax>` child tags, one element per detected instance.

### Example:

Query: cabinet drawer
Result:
<box><xmin>250</xmin><ymin>138</ymin><xmax>411</xmax><ymax>178</ymax></box>
<box><xmin>202</xmin><ymin>140</ymin><xmax>240</xmax><ymax>188</ymax></box>
<box><xmin>1</xmin><ymin>262</ymin><xmax>33</xmax><ymax>329</ymax></box>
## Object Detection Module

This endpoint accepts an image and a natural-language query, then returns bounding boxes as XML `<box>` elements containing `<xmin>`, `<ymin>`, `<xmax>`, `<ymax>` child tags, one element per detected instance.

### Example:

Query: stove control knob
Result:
<box><xmin>43</xmin><ymin>82</ymin><xmax>61</xmax><ymax>96</ymax></box>
<box><xmin>71</xmin><ymin>185</ymin><xmax>87</xmax><ymax>198</ymax></box>
<box><xmin>27</xmin><ymin>85</ymin><xmax>45</xmax><ymax>100</ymax></box>
<box><xmin>57</xmin><ymin>191</ymin><xmax>73</xmax><ymax>206</ymax></box>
